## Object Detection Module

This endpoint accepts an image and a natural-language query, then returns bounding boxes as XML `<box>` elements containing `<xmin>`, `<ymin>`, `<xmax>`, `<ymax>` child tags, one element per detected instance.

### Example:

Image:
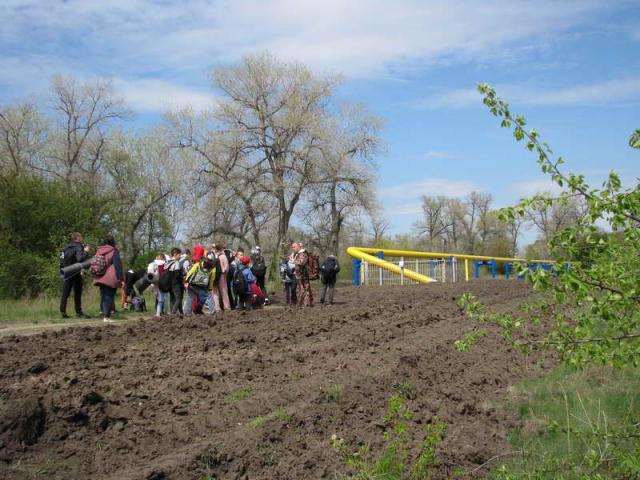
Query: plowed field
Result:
<box><xmin>0</xmin><ymin>280</ymin><xmax>553</xmax><ymax>479</ymax></box>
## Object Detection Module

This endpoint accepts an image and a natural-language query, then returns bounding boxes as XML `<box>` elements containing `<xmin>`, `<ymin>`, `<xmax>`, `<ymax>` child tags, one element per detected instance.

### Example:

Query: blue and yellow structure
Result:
<box><xmin>347</xmin><ymin>247</ymin><xmax>555</xmax><ymax>285</ymax></box>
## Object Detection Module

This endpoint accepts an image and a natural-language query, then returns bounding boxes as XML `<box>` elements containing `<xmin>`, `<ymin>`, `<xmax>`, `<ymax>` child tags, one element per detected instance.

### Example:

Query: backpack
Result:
<box><xmin>90</xmin><ymin>254</ymin><xmax>108</xmax><ymax>277</ymax></box>
<box><xmin>223</xmin><ymin>249</ymin><xmax>233</xmax><ymax>266</ymax></box>
<box><xmin>307</xmin><ymin>252</ymin><xmax>320</xmax><ymax>281</ymax></box>
<box><xmin>321</xmin><ymin>257</ymin><xmax>340</xmax><ymax>280</ymax></box>
<box><xmin>130</xmin><ymin>295</ymin><xmax>146</xmax><ymax>313</ymax></box>
<box><xmin>210</xmin><ymin>254</ymin><xmax>222</xmax><ymax>284</ymax></box>
<box><xmin>252</xmin><ymin>254</ymin><xmax>267</xmax><ymax>276</ymax></box>
<box><xmin>158</xmin><ymin>269</ymin><xmax>172</xmax><ymax>293</ymax></box>
<box><xmin>189</xmin><ymin>263</ymin><xmax>211</xmax><ymax>288</ymax></box>
<box><xmin>232</xmin><ymin>266</ymin><xmax>249</xmax><ymax>295</ymax></box>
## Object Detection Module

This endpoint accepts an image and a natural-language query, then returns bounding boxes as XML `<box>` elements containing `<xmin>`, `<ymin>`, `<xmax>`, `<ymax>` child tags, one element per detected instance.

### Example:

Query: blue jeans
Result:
<box><xmin>156</xmin><ymin>290</ymin><xmax>170</xmax><ymax>315</ymax></box>
<box><xmin>182</xmin><ymin>286</ymin><xmax>213</xmax><ymax>316</ymax></box>
<box><xmin>99</xmin><ymin>285</ymin><xmax>117</xmax><ymax>318</ymax></box>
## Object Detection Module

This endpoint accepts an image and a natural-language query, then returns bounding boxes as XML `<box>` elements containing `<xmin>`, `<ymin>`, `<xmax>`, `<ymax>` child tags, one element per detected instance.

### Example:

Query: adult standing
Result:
<box><xmin>59</xmin><ymin>232</ymin><xmax>91</xmax><ymax>319</ymax></box>
<box><xmin>292</xmin><ymin>242</ymin><xmax>313</xmax><ymax>307</ymax></box>
<box><xmin>320</xmin><ymin>255</ymin><xmax>340</xmax><ymax>305</ymax></box>
<box><xmin>167</xmin><ymin>248</ymin><xmax>184</xmax><ymax>315</ymax></box>
<box><xmin>93</xmin><ymin>235</ymin><xmax>124</xmax><ymax>323</ymax></box>
<box><xmin>211</xmin><ymin>243</ymin><xmax>231</xmax><ymax>311</ymax></box>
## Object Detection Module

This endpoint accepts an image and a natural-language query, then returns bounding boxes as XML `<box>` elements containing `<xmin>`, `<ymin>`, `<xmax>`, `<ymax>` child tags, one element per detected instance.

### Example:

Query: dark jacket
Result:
<box><xmin>320</xmin><ymin>255</ymin><xmax>340</xmax><ymax>283</ymax></box>
<box><xmin>93</xmin><ymin>245</ymin><xmax>124</xmax><ymax>289</ymax></box>
<box><xmin>251</xmin><ymin>253</ymin><xmax>267</xmax><ymax>276</ymax></box>
<box><xmin>60</xmin><ymin>241</ymin><xmax>89</xmax><ymax>278</ymax></box>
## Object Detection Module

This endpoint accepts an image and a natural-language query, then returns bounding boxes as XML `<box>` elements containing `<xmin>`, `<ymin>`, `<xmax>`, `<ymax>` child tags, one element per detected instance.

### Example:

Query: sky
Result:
<box><xmin>1</xmin><ymin>0</ymin><xmax>639</xmax><ymax>242</ymax></box>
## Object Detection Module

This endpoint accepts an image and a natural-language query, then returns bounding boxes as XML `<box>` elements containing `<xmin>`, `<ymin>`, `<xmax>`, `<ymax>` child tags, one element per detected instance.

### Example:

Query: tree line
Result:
<box><xmin>413</xmin><ymin>191</ymin><xmax>586</xmax><ymax>259</ymax></box>
<box><xmin>0</xmin><ymin>53</ymin><xmax>383</xmax><ymax>298</ymax></box>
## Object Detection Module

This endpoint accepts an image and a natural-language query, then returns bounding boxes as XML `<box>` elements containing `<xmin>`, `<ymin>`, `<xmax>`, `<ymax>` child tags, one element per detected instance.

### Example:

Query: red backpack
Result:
<box><xmin>90</xmin><ymin>254</ymin><xmax>108</xmax><ymax>276</ymax></box>
<box><xmin>307</xmin><ymin>252</ymin><xmax>320</xmax><ymax>281</ymax></box>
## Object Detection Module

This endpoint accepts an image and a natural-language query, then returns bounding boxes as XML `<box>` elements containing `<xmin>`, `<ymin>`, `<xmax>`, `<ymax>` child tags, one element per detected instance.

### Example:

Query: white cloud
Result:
<box><xmin>511</xmin><ymin>179</ymin><xmax>562</xmax><ymax>196</ymax></box>
<box><xmin>0</xmin><ymin>0</ymin><xmax>605</xmax><ymax>82</ymax></box>
<box><xmin>418</xmin><ymin>77</ymin><xmax>640</xmax><ymax>109</ymax></box>
<box><xmin>385</xmin><ymin>203</ymin><xmax>423</xmax><ymax>216</ymax></box>
<box><xmin>379</xmin><ymin>178</ymin><xmax>479</xmax><ymax>199</ymax></box>
<box><xmin>113</xmin><ymin>78</ymin><xmax>215</xmax><ymax>113</ymax></box>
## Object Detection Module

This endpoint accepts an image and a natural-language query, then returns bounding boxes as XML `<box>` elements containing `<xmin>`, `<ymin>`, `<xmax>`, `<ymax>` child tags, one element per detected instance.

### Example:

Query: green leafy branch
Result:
<box><xmin>460</xmin><ymin>84</ymin><xmax>640</xmax><ymax>368</ymax></box>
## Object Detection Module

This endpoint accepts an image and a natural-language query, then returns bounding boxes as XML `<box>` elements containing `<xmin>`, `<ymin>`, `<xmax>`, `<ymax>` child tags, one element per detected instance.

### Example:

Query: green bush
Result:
<box><xmin>0</xmin><ymin>175</ymin><xmax>109</xmax><ymax>298</ymax></box>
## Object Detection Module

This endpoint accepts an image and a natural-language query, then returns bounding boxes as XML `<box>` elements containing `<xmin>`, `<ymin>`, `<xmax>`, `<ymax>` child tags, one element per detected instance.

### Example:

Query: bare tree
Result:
<box><xmin>526</xmin><ymin>195</ymin><xmax>586</xmax><ymax>241</ymax></box>
<box><xmin>104</xmin><ymin>130</ymin><xmax>179</xmax><ymax>264</ymax></box>
<box><xmin>370</xmin><ymin>215</ymin><xmax>390</xmax><ymax>246</ymax></box>
<box><xmin>442</xmin><ymin>198</ymin><xmax>465</xmax><ymax>251</ymax></box>
<box><xmin>415</xmin><ymin>195</ymin><xmax>451</xmax><ymax>249</ymax></box>
<box><xmin>48</xmin><ymin>74</ymin><xmax>129</xmax><ymax>184</ymax></box>
<box><xmin>0</xmin><ymin>102</ymin><xmax>47</xmax><ymax>176</ymax></box>
<box><xmin>167</xmin><ymin>108</ymin><xmax>277</xmax><ymax>248</ymax></box>
<box><xmin>460</xmin><ymin>192</ymin><xmax>492</xmax><ymax>253</ymax></box>
<box><xmin>302</xmin><ymin>104</ymin><xmax>382</xmax><ymax>254</ymax></box>
<box><xmin>506</xmin><ymin>215</ymin><xmax>526</xmax><ymax>257</ymax></box>
<box><xmin>212</xmin><ymin>53</ymin><xmax>341</xmax><ymax>260</ymax></box>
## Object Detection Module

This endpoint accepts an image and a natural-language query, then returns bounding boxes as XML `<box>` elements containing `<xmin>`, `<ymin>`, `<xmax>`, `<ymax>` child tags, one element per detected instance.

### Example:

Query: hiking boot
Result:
<box><xmin>61</xmin><ymin>313</ymin><xmax>70</xmax><ymax>319</ymax></box>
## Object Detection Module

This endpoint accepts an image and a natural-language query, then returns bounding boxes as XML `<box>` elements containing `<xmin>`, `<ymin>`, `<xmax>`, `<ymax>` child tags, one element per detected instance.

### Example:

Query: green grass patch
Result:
<box><xmin>224</xmin><ymin>385</ymin><xmax>253</xmax><ymax>403</ymax></box>
<box><xmin>327</xmin><ymin>382</ymin><xmax>343</xmax><ymax>403</ymax></box>
<box><xmin>490</xmin><ymin>366</ymin><xmax>640</xmax><ymax>479</ymax></box>
<box><xmin>0</xmin><ymin>288</ymin><xmax>155</xmax><ymax>325</ymax></box>
<box><xmin>248</xmin><ymin>416</ymin><xmax>266</xmax><ymax>429</ymax></box>
<box><xmin>273</xmin><ymin>407</ymin><xmax>291</xmax><ymax>423</ymax></box>
<box><xmin>245</xmin><ymin>408</ymin><xmax>291</xmax><ymax>431</ymax></box>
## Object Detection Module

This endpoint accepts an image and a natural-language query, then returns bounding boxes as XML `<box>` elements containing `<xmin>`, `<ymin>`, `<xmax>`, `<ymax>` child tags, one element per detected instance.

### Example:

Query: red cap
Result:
<box><xmin>240</xmin><ymin>255</ymin><xmax>251</xmax><ymax>265</ymax></box>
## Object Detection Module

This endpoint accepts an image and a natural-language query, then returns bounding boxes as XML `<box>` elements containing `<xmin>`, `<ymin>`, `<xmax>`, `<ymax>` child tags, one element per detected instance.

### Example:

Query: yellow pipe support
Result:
<box><xmin>347</xmin><ymin>247</ymin><xmax>555</xmax><ymax>286</ymax></box>
<box><xmin>346</xmin><ymin>247</ymin><xmax>437</xmax><ymax>284</ymax></box>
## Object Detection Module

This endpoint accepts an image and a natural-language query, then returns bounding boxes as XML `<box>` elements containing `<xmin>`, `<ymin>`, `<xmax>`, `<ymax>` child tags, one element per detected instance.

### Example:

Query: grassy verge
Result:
<box><xmin>0</xmin><ymin>287</ymin><xmax>155</xmax><ymax>325</ymax></box>
<box><xmin>489</xmin><ymin>366</ymin><xmax>640</xmax><ymax>479</ymax></box>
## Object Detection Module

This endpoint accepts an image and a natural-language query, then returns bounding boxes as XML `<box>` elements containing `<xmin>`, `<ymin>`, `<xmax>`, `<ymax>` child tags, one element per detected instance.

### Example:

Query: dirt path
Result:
<box><xmin>0</xmin><ymin>318</ymin><xmax>142</xmax><ymax>338</ymax></box>
<box><xmin>0</xmin><ymin>306</ymin><xmax>286</xmax><ymax>338</ymax></box>
<box><xmin>0</xmin><ymin>281</ymin><xmax>553</xmax><ymax>479</ymax></box>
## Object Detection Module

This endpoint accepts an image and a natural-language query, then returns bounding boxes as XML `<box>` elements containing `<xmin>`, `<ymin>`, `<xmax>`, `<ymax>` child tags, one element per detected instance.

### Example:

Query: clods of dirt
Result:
<box><xmin>0</xmin><ymin>281</ymin><xmax>553</xmax><ymax>479</ymax></box>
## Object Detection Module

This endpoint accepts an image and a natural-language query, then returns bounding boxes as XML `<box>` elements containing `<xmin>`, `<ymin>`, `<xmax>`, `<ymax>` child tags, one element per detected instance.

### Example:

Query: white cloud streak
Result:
<box><xmin>511</xmin><ymin>179</ymin><xmax>562</xmax><ymax>197</ymax></box>
<box><xmin>0</xmin><ymin>0</ymin><xmax>607</xmax><ymax>112</ymax></box>
<box><xmin>113</xmin><ymin>78</ymin><xmax>215</xmax><ymax>113</ymax></box>
<box><xmin>385</xmin><ymin>203</ymin><xmax>423</xmax><ymax>216</ymax></box>
<box><xmin>379</xmin><ymin>178</ymin><xmax>479</xmax><ymax>199</ymax></box>
<box><xmin>418</xmin><ymin>77</ymin><xmax>640</xmax><ymax>109</ymax></box>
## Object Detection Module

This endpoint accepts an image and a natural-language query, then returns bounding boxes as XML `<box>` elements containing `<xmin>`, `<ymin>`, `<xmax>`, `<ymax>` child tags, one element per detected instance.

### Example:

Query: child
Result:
<box><xmin>148</xmin><ymin>254</ymin><xmax>169</xmax><ymax>318</ymax></box>
<box><xmin>183</xmin><ymin>257</ymin><xmax>216</xmax><ymax>316</ymax></box>
<box><xmin>233</xmin><ymin>255</ymin><xmax>255</xmax><ymax>310</ymax></box>
<box><xmin>279</xmin><ymin>256</ymin><xmax>297</xmax><ymax>305</ymax></box>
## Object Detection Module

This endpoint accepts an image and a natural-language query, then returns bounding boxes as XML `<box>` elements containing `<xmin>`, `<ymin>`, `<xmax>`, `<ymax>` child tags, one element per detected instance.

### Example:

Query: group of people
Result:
<box><xmin>59</xmin><ymin>233</ymin><xmax>341</xmax><ymax>323</ymax></box>
<box><xmin>132</xmin><ymin>243</ymin><xmax>269</xmax><ymax>318</ymax></box>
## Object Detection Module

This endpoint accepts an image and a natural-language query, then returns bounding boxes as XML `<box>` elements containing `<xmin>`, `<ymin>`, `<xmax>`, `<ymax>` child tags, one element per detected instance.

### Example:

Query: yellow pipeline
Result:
<box><xmin>347</xmin><ymin>247</ymin><xmax>555</xmax><ymax>285</ymax></box>
<box><xmin>349</xmin><ymin>247</ymin><xmax>551</xmax><ymax>264</ymax></box>
<box><xmin>346</xmin><ymin>247</ymin><xmax>437</xmax><ymax>284</ymax></box>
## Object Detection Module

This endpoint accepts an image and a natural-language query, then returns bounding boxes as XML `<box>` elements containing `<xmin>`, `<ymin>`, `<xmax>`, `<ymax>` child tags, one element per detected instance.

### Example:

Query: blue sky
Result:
<box><xmin>1</xmin><ymin>0</ymin><xmax>639</xmax><ymax>240</ymax></box>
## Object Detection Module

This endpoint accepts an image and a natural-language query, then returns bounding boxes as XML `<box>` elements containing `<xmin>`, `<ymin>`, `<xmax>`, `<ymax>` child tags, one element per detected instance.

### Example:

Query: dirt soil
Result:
<box><xmin>0</xmin><ymin>280</ymin><xmax>554</xmax><ymax>480</ymax></box>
